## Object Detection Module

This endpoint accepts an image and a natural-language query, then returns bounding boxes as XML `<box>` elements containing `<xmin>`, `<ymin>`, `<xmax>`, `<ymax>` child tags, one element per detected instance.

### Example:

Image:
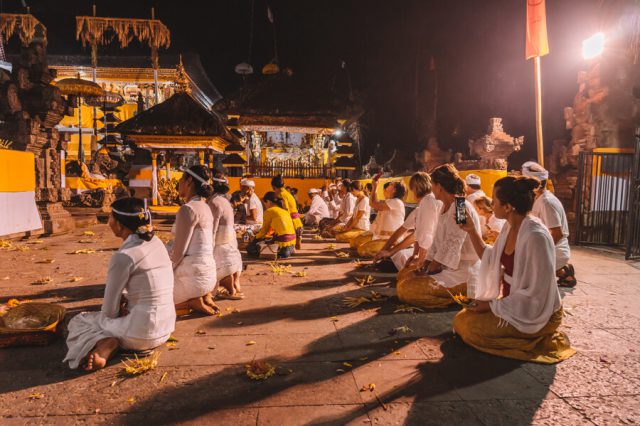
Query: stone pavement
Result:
<box><xmin>1</xmin><ymin>224</ymin><xmax>639</xmax><ymax>425</ymax></box>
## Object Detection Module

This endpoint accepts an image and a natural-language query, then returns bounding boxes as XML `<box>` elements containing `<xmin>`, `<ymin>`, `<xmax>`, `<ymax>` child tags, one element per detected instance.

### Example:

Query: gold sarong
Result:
<box><xmin>335</xmin><ymin>229</ymin><xmax>366</xmax><ymax>243</ymax></box>
<box><xmin>453</xmin><ymin>308</ymin><xmax>576</xmax><ymax>364</ymax></box>
<box><xmin>396</xmin><ymin>270</ymin><xmax>466</xmax><ymax>309</ymax></box>
<box><xmin>357</xmin><ymin>238</ymin><xmax>388</xmax><ymax>258</ymax></box>
<box><xmin>350</xmin><ymin>232</ymin><xmax>372</xmax><ymax>249</ymax></box>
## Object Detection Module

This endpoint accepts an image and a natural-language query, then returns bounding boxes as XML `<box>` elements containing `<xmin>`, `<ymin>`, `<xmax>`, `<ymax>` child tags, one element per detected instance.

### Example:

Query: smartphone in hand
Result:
<box><xmin>454</xmin><ymin>196</ymin><xmax>467</xmax><ymax>224</ymax></box>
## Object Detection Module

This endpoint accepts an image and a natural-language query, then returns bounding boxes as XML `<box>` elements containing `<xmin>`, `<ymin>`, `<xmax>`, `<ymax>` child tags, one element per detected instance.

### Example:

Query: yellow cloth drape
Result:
<box><xmin>65</xmin><ymin>177</ymin><xmax>124</xmax><ymax>191</ymax></box>
<box><xmin>335</xmin><ymin>228</ymin><xmax>366</xmax><ymax>243</ymax></box>
<box><xmin>396</xmin><ymin>270</ymin><xmax>467</xmax><ymax>309</ymax></box>
<box><xmin>357</xmin><ymin>238</ymin><xmax>388</xmax><ymax>258</ymax></box>
<box><xmin>453</xmin><ymin>308</ymin><xmax>576</xmax><ymax>364</ymax></box>
<box><xmin>350</xmin><ymin>232</ymin><xmax>372</xmax><ymax>249</ymax></box>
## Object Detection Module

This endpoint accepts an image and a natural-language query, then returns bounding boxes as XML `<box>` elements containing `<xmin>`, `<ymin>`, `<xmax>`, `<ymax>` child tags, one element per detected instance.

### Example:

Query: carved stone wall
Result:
<box><xmin>0</xmin><ymin>37</ymin><xmax>74</xmax><ymax>234</ymax></box>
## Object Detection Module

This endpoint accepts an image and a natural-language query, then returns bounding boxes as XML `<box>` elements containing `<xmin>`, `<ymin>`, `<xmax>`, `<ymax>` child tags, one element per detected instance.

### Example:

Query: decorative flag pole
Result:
<box><xmin>526</xmin><ymin>0</ymin><xmax>550</xmax><ymax>167</ymax></box>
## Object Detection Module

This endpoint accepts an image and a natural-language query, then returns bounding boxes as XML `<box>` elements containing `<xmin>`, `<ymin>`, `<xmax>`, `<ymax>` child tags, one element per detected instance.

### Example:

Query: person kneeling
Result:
<box><xmin>247</xmin><ymin>192</ymin><xmax>297</xmax><ymax>259</ymax></box>
<box><xmin>171</xmin><ymin>166</ymin><xmax>218</xmax><ymax>316</ymax></box>
<box><xmin>335</xmin><ymin>181</ymin><xmax>370</xmax><ymax>244</ymax></box>
<box><xmin>64</xmin><ymin>198</ymin><xmax>175</xmax><ymax>371</ymax></box>
<box><xmin>396</xmin><ymin>165</ymin><xmax>480</xmax><ymax>308</ymax></box>
<box><xmin>453</xmin><ymin>176</ymin><xmax>576</xmax><ymax>364</ymax></box>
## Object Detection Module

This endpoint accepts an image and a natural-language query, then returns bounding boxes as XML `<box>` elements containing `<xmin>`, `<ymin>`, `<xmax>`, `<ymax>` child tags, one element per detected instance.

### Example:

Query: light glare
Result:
<box><xmin>582</xmin><ymin>32</ymin><xmax>605</xmax><ymax>60</ymax></box>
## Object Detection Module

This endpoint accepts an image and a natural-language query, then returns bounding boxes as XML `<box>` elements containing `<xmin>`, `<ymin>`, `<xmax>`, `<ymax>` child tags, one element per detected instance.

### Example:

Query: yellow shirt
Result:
<box><xmin>255</xmin><ymin>206</ymin><xmax>297</xmax><ymax>247</ymax></box>
<box><xmin>281</xmin><ymin>189</ymin><xmax>303</xmax><ymax>229</ymax></box>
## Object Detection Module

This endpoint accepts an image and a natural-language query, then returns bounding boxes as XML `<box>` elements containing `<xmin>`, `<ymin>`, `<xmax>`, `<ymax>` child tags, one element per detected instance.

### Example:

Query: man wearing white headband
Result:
<box><xmin>522</xmin><ymin>162</ymin><xmax>575</xmax><ymax>287</ymax></box>
<box><xmin>304</xmin><ymin>188</ymin><xmax>330</xmax><ymax>226</ymax></box>
<box><xmin>465</xmin><ymin>173</ymin><xmax>485</xmax><ymax>204</ymax></box>
<box><xmin>240</xmin><ymin>179</ymin><xmax>263</xmax><ymax>225</ymax></box>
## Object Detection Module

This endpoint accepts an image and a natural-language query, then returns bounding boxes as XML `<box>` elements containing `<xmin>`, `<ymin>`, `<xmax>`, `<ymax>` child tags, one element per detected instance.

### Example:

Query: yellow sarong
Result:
<box><xmin>453</xmin><ymin>308</ymin><xmax>576</xmax><ymax>364</ymax></box>
<box><xmin>335</xmin><ymin>229</ymin><xmax>366</xmax><ymax>243</ymax></box>
<box><xmin>357</xmin><ymin>238</ymin><xmax>388</xmax><ymax>258</ymax></box>
<box><xmin>396</xmin><ymin>269</ymin><xmax>466</xmax><ymax>309</ymax></box>
<box><xmin>350</xmin><ymin>232</ymin><xmax>372</xmax><ymax>249</ymax></box>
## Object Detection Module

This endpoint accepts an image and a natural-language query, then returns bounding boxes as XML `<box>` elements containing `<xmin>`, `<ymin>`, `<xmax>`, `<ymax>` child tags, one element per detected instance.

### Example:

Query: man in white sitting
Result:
<box><xmin>304</xmin><ymin>188</ymin><xmax>330</xmax><ymax>226</ymax></box>
<box><xmin>522</xmin><ymin>161</ymin><xmax>575</xmax><ymax>288</ymax></box>
<box><xmin>240</xmin><ymin>179</ymin><xmax>263</xmax><ymax>226</ymax></box>
<box><xmin>465</xmin><ymin>174</ymin><xmax>485</xmax><ymax>204</ymax></box>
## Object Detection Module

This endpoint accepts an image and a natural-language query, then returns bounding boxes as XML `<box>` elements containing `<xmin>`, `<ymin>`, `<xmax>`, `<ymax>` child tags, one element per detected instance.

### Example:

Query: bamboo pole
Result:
<box><xmin>534</xmin><ymin>56</ymin><xmax>544</xmax><ymax>167</ymax></box>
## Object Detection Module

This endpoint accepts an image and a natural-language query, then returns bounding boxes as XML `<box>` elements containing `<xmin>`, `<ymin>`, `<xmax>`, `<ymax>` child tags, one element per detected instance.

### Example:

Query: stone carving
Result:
<box><xmin>466</xmin><ymin>118</ymin><xmax>523</xmax><ymax>170</ymax></box>
<box><xmin>414</xmin><ymin>136</ymin><xmax>451</xmax><ymax>172</ymax></box>
<box><xmin>0</xmin><ymin>33</ymin><xmax>74</xmax><ymax>234</ymax></box>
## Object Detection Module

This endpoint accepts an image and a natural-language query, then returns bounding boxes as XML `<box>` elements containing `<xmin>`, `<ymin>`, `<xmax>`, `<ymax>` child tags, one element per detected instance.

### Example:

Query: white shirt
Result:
<box><xmin>428</xmin><ymin>200</ymin><xmax>480</xmax><ymax>269</ymax></box>
<box><xmin>371</xmin><ymin>198</ymin><xmax>405</xmax><ymax>239</ymax></box>
<box><xmin>414</xmin><ymin>193</ymin><xmax>441</xmax><ymax>250</ymax></box>
<box><xmin>338</xmin><ymin>192</ymin><xmax>356</xmax><ymax>224</ymax></box>
<box><xmin>307</xmin><ymin>194</ymin><xmax>330</xmax><ymax>223</ymax></box>
<box><xmin>102</xmin><ymin>235</ymin><xmax>176</xmax><ymax>340</ymax></box>
<box><xmin>353</xmin><ymin>196</ymin><xmax>371</xmax><ymax>231</ymax></box>
<box><xmin>531</xmin><ymin>191</ymin><xmax>570</xmax><ymax>269</ymax></box>
<box><xmin>475</xmin><ymin>216</ymin><xmax>562</xmax><ymax>334</ymax></box>
<box><xmin>402</xmin><ymin>207</ymin><xmax>418</xmax><ymax>231</ymax></box>
<box><xmin>245</xmin><ymin>192</ymin><xmax>264</xmax><ymax>224</ymax></box>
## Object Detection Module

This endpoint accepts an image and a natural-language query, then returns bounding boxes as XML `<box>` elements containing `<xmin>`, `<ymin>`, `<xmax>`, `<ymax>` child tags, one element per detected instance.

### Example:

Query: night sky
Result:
<box><xmin>2</xmin><ymin>0</ymin><xmax>604</xmax><ymax>169</ymax></box>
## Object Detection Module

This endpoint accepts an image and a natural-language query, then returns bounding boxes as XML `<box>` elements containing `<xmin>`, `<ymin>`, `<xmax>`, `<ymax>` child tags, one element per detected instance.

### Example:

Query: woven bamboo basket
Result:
<box><xmin>0</xmin><ymin>303</ymin><xmax>66</xmax><ymax>348</ymax></box>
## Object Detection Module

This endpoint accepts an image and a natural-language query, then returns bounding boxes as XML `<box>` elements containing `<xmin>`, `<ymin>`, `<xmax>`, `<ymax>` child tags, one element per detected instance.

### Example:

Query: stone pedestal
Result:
<box><xmin>38</xmin><ymin>202</ymin><xmax>75</xmax><ymax>235</ymax></box>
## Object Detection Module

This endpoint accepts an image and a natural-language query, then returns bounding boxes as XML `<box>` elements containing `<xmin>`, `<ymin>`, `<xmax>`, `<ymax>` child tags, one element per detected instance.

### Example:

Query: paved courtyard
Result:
<box><xmin>1</xmin><ymin>223</ymin><xmax>640</xmax><ymax>425</ymax></box>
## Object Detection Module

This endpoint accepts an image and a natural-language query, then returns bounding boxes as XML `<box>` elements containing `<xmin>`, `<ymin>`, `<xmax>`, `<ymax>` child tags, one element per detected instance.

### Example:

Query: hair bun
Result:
<box><xmin>517</xmin><ymin>177</ymin><xmax>541</xmax><ymax>192</ymax></box>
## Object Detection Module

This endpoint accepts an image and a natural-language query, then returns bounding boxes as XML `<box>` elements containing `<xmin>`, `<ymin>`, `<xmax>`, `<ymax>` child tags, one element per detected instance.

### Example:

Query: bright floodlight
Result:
<box><xmin>583</xmin><ymin>32</ymin><xmax>605</xmax><ymax>60</ymax></box>
<box><xmin>334</xmin><ymin>129</ymin><xmax>343</xmax><ymax>136</ymax></box>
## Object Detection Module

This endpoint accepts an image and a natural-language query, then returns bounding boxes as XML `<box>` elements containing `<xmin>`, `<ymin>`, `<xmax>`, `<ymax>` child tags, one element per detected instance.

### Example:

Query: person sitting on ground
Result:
<box><xmin>473</xmin><ymin>196</ymin><xmax>505</xmax><ymax>244</ymax></box>
<box><xmin>396</xmin><ymin>165</ymin><xmax>480</xmax><ymax>308</ymax></box>
<box><xmin>465</xmin><ymin>173</ymin><xmax>485</xmax><ymax>204</ymax></box>
<box><xmin>396</xmin><ymin>172</ymin><xmax>442</xmax><ymax>281</ymax></box>
<box><xmin>351</xmin><ymin>177</ymin><xmax>406</xmax><ymax>258</ymax></box>
<box><xmin>170</xmin><ymin>166</ymin><xmax>218</xmax><ymax>316</ymax></box>
<box><xmin>208</xmin><ymin>171</ymin><xmax>244</xmax><ymax>300</ymax></box>
<box><xmin>230</xmin><ymin>190</ymin><xmax>246</xmax><ymax>223</ymax></box>
<box><xmin>304</xmin><ymin>188</ymin><xmax>330</xmax><ymax>227</ymax></box>
<box><xmin>290</xmin><ymin>187</ymin><xmax>301</xmax><ymax>210</ymax></box>
<box><xmin>335</xmin><ymin>181</ymin><xmax>371</xmax><ymax>243</ymax></box>
<box><xmin>241</xmin><ymin>178</ymin><xmax>263</xmax><ymax>226</ymax></box>
<box><xmin>247</xmin><ymin>191</ymin><xmax>297</xmax><ymax>259</ymax></box>
<box><xmin>522</xmin><ymin>161</ymin><xmax>575</xmax><ymax>287</ymax></box>
<box><xmin>320</xmin><ymin>180</ymin><xmax>355</xmax><ymax>234</ymax></box>
<box><xmin>325</xmin><ymin>184</ymin><xmax>341</xmax><ymax>219</ymax></box>
<box><xmin>271</xmin><ymin>176</ymin><xmax>303</xmax><ymax>250</ymax></box>
<box><xmin>64</xmin><ymin>197</ymin><xmax>175</xmax><ymax>371</ymax></box>
<box><xmin>373</xmin><ymin>172</ymin><xmax>435</xmax><ymax>272</ymax></box>
<box><xmin>454</xmin><ymin>176</ymin><xmax>576</xmax><ymax>364</ymax></box>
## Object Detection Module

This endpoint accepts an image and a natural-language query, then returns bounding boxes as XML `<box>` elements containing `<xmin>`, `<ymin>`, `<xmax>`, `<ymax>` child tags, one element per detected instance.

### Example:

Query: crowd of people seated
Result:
<box><xmin>64</xmin><ymin>161</ymin><xmax>576</xmax><ymax>371</ymax></box>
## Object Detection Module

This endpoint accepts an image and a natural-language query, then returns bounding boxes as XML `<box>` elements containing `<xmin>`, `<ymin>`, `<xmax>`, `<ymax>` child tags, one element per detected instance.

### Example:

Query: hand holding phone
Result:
<box><xmin>454</xmin><ymin>196</ymin><xmax>467</xmax><ymax>225</ymax></box>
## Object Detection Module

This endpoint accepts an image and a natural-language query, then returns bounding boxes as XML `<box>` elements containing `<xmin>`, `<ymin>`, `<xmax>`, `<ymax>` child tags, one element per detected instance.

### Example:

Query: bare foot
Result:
<box><xmin>189</xmin><ymin>297</ymin><xmax>218</xmax><ymax>316</ymax></box>
<box><xmin>203</xmin><ymin>293</ymin><xmax>221</xmax><ymax>313</ymax></box>
<box><xmin>84</xmin><ymin>337</ymin><xmax>119</xmax><ymax>371</ymax></box>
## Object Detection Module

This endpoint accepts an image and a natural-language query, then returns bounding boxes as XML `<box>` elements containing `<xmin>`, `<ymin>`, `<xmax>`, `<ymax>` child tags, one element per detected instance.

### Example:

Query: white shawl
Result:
<box><xmin>475</xmin><ymin>215</ymin><xmax>562</xmax><ymax>334</ymax></box>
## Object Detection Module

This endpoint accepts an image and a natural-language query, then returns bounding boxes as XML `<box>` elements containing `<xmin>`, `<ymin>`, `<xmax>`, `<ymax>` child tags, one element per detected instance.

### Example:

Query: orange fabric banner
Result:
<box><xmin>526</xmin><ymin>0</ymin><xmax>549</xmax><ymax>59</ymax></box>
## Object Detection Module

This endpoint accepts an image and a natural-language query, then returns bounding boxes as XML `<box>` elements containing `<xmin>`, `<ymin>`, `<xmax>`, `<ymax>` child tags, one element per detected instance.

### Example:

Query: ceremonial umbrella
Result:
<box><xmin>55</xmin><ymin>76</ymin><xmax>104</xmax><ymax>162</ymax></box>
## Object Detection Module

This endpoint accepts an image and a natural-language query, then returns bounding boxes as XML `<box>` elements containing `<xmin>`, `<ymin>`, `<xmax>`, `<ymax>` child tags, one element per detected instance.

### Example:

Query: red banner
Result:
<box><xmin>526</xmin><ymin>0</ymin><xmax>549</xmax><ymax>59</ymax></box>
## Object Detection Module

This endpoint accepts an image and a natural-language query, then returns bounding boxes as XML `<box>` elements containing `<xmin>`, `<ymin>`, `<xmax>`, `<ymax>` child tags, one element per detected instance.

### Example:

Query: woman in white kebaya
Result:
<box><xmin>335</xmin><ymin>181</ymin><xmax>370</xmax><ymax>243</ymax></box>
<box><xmin>397</xmin><ymin>165</ymin><xmax>480</xmax><ymax>308</ymax></box>
<box><xmin>454</xmin><ymin>176</ymin><xmax>575</xmax><ymax>364</ymax></box>
<box><xmin>171</xmin><ymin>165</ymin><xmax>218</xmax><ymax>315</ymax></box>
<box><xmin>64</xmin><ymin>197</ymin><xmax>175</xmax><ymax>371</ymax></box>
<box><xmin>351</xmin><ymin>177</ymin><xmax>406</xmax><ymax>257</ymax></box>
<box><xmin>208</xmin><ymin>172</ymin><xmax>244</xmax><ymax>300</ymax></box>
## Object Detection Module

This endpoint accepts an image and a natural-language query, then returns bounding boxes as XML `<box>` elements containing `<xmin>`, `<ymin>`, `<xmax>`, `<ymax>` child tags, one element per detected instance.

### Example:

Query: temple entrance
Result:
<box><xmin>575</xmin><ymin>147</ymin><xmax>637</xmax><ymax>258</ymax></box>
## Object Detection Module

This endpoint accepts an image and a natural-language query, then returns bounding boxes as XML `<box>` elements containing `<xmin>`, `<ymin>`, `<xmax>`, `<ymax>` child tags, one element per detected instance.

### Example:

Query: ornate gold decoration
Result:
<box><xmin>0</xmin><ymin>13</ymin><xmax>47</xmax><ymax>46</ymax></box>
<box><xmin>75</xmin><ymin>16</ymin><xmax>170</xmax><ymax>68</ymax></box>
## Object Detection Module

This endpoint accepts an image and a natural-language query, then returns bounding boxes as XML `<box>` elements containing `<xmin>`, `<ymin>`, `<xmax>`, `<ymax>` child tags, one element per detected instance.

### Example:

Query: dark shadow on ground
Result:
<box><xmin>118</xmin><ymin>287</ymin><xmax>555</xmax><ymax>425</ymax></box>
<box><xmin>3</xmin><ymin>283</ymin><xmax>106</xmax><ymax>305</ymax></box>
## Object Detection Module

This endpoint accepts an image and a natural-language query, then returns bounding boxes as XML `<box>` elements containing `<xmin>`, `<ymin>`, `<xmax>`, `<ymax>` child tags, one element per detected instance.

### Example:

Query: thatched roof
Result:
<box><xmin>116</xmin><ymin>92</ymin><xmax>232</xmax><ymax>140</ymax></box>
<box><xmin>217</xmin><ymin>73</ymin><xmax>363</xmax><ymax>130</ymax></box>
